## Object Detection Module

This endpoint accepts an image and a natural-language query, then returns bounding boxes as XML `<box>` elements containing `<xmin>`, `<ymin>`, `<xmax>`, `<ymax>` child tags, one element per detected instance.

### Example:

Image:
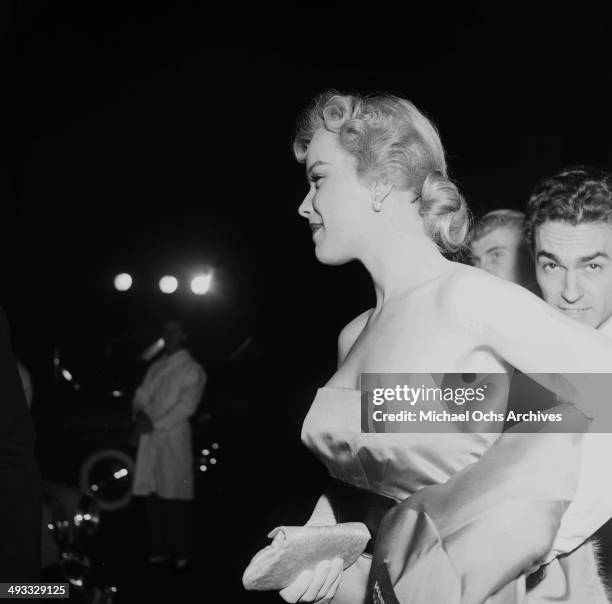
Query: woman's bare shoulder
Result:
<box><xmin>436</xmin><ymin>264</ymin><xmax>581</xmax><ymax>354</ymax></box>
<box><xmin>338</xmin><ymin>309</ymin><xmax>373</xmax><ymax>365</ymax></box>
<box><xmin>438</xmin><ymin>263</ymin><xmax>531</xmax><ymax>316</ymax></box>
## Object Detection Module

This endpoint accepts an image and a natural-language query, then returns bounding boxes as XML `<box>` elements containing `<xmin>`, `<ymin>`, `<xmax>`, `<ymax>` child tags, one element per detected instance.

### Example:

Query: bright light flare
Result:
<box><xmin>113</xmin><ymin>468</ymin><xmax>128</xmax><ymax>480</ymax></box>
<box><xmin>191</xmin><ymin>273</ymin><xmax>212</xmax><ymax>295</ymax></box>
<box><xmin>159</xmin><ymin>275</ymin><xmax>178</xmax><ymax>294</ymax></box>
<box><xmin>114</xmin><ymin>273</ymin><xmax>133</xmax><ymax>292</ymax></box>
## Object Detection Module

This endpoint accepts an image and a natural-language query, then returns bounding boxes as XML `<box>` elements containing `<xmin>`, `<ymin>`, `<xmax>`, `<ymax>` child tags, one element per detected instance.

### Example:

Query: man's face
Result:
<box><xmin>470</xmin><ymin>226</ymin><xmax>525</xmax><ymax>284</ymax></box>
<box><xmin>535</xmin><ymin>221</ymin><xmax>612</xmax><ymax>328</ymax></box>
<box><xmin>163</xmin><ymin>322</ymin><xmax>186</xmax><ymax>354</ymax></box>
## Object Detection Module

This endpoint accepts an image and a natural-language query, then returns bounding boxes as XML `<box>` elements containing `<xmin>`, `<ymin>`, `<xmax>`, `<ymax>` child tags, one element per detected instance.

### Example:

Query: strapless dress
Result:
<box><xmin>301</xmin><ymin>385</ymin><xmax>608</xmax><ymax>603</ymax></box>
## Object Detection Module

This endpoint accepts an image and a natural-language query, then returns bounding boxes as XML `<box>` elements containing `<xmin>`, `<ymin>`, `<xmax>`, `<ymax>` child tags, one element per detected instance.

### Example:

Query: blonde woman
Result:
<box><xmin>276</xmin><ymin>92</ymin><xmax>612</xmax><ymax>603</ymax></box>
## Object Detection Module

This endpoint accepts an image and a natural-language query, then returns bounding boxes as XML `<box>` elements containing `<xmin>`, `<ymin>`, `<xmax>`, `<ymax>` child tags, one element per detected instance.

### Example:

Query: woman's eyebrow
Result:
<box><xmin>306</xmin><ymin>160</ymin><xmax>331</xmax><ymax>178</ymax></box>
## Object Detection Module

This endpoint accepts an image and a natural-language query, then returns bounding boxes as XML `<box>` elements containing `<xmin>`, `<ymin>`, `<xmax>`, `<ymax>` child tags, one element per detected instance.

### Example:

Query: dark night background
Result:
<box><xmin>1</xmin><ymin>3</ymin><xmax>612</xmax><ymax>602</ymax></box>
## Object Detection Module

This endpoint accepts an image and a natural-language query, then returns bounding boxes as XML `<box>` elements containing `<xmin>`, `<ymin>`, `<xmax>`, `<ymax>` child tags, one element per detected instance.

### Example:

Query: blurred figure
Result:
<box><xmin>0</xmin><ymin>306</ymin><xmax>41</xmax><ymax>580</ymax></box>
<box><xmin>469</xmin><ymin>209</ymin><xmax>536</xmax><ymax>289</ymax></box>
<box><xmin>132</xmin><ymin>321</ymin><xmax>206</xmax><ymax>569</ymax></box>
<box><xmin>16</xmin><ymin>359</ymin><xmax>33</xmax><ymax>409</ymax></box>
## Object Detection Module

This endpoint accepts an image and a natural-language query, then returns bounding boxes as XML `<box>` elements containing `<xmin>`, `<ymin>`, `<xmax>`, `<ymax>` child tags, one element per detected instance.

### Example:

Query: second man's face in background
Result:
<box><xmin>470</xmin><ymin>225</ymin><xmax>527</xmax><ymax>284</ymax></box>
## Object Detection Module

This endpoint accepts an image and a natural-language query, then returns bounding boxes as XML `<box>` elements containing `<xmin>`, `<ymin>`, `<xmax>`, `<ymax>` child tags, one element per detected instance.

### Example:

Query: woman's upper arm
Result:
<box><xmin>452</xmin><ymin>270</ymin><xmax>612</xmax><ymax>373</ymax></box>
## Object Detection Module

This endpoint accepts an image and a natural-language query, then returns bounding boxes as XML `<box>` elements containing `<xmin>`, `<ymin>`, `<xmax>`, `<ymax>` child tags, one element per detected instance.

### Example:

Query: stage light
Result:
<box><xmin>61</xmin><ymin>369</ymin><xmax>73</xmax><ymax>382</ymax></box>
<box><xmin>159</xmin><ymin>275</ymin><xmax>178</xmax><ymax>294</ymax></box>
<box><xmin>114</xmin><ymin>273</ymin><xmax>132</xmax><ymax>292</ymax></box>
<box><xmin>191</xmin><ymin>273</ymin><xmax>212</xmax><ymax>295</ymax></box>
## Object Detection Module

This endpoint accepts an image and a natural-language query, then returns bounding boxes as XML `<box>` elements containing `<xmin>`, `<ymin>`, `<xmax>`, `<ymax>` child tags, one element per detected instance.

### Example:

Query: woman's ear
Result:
<box><xmin>371</xmin><ymin>178</ymin><xmax>394</xmax><ymax>210</ymax></box>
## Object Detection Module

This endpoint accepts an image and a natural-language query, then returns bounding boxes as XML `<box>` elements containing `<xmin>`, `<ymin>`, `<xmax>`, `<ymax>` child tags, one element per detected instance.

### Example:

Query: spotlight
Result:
<box><xmin>191</xmin><ymin>273</ymin><xmax>212</xmax><ymax>295</ymax></box>
<box><xmin>159</xmin><ymin>275</ymin><xmax>178</xmax><ymax>294</ymax></box>
<box><xmin>114</xmin><ymin>273</ymin><xmax>132</xmax><ymax>292</ymax></box>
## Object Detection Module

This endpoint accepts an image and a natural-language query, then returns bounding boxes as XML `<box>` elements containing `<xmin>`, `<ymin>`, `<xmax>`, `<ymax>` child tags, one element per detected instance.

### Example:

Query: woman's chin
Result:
<box><xmin>314</xmin><ymin>245</ymin><xmax>351</xmax><ymax>266</ymax></box>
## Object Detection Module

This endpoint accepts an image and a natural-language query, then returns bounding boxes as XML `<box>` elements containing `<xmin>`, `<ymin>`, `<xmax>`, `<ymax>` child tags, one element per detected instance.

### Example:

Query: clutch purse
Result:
<box><xmin>242</xmin><ymin>522</ymin><xmax>371</xmax><ymax>591</ymax></box>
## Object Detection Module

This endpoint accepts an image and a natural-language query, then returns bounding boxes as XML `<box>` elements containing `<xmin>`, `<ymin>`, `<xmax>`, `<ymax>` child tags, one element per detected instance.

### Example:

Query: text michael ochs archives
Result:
<box><xmin>358</xmin><ymin>373</ymin><xmax>605</xmax><ymax>434</ymax></box>
<box><xmin>370</xmin><ymin>384</ymin><xmax>562</xmax><ymax>424</ymax></box>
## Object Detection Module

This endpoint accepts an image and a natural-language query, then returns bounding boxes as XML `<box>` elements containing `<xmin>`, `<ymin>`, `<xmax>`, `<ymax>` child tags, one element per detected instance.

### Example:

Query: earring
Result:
<box><xmin>372</xmin><ymin>200</ymin><xmax>382</xmax><ymax>213</ymax></box>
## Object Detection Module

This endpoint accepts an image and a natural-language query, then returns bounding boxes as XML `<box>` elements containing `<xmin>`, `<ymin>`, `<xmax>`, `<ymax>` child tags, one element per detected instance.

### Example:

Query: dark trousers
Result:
<box><xmin>145</xmin><ymin>495</ymin><xmax>192</xmax><ymax>560</ymax></box>
<box><xmin>0</xmin><ymin>307</ymin><xmax>41</xmax><ymax>580</ymax></box>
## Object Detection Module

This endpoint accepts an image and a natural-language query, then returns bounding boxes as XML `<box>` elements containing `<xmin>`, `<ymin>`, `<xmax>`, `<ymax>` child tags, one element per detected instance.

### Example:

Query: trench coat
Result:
<box><xmin>132</xmin><ymin>349</ymin><xmax>206</xmax><ymax>500</ymax></box>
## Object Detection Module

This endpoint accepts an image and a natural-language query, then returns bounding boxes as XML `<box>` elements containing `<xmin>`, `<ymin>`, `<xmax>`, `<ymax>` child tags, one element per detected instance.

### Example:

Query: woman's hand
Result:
<box><xmin>279</xmin><ymin>558</ymin><xmax>343</xmax><ymax>603</ymax></box>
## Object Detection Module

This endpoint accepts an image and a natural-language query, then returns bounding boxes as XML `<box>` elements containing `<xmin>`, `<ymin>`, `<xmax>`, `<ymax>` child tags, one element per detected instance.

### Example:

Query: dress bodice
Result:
<box><xmin>301</xmin><ymin>386</ymin><xmax>499</xmax><ymax>502</ymax></box>
<box><xmin>301</xmin><ymin>379</ymin><xmax>609</xmax><ymax>603</ymax></box>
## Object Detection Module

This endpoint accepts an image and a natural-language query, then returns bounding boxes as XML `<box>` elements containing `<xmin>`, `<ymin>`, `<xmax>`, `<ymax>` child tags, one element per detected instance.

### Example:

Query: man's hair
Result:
<box><xmin>164</xmin><ymin>319</ymin><xmax>186</xmax><ymax>335</ymax></box>
<box><xmin>470</xmin><ymin>209</ymin><xmax>526</xmax><ymax>245</ymax></box>
<box><xmin>525</xmin><ymin>167</ymin><xmax>612</xmax><ymax>250</ymax></box>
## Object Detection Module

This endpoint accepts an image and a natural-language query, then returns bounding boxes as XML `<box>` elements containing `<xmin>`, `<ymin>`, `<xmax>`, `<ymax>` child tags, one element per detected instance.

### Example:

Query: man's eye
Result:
<box><xmin>542</xmin><ymin>262</ymin><xmax>559</xmax><ymax>272</ymax></box>
<box><xmin>309</xmin><ymin>174</ymin><xmax>324</xmax><ymax>188</ymax></box>
<box><xmin>586</xmin><ymin>263</ymin><xmax>603</xmax><ymax>272</ymax></box>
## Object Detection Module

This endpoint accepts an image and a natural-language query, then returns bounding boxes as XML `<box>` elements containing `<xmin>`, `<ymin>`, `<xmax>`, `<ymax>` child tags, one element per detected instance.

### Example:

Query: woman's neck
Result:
<box><xmin>361</xmin><ymin>232</ymin><xmax>453</xmax><ymax>309</ymax></box>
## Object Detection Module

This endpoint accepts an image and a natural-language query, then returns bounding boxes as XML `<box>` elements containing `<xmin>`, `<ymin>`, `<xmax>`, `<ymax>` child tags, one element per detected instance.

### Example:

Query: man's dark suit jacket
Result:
<box><xmin>0</xmin><ymin>306</ymin><xmax>41</xmax><ymax>579</ymax></box>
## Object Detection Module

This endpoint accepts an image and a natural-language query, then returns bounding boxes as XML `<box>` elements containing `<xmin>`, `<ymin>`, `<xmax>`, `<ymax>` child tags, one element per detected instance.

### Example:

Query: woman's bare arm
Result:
<box><xmin>449</xmin><ymin>269</ymin><xmax>612</xmax><ymax>418</ymax></box>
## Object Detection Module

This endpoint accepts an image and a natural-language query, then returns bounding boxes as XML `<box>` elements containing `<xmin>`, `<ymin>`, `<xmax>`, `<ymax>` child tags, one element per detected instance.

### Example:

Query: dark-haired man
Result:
<box><xmin>523</xmin><ymin>166</ymin><xmax>612</xmax><ymax>600</ymax></box>
<box><xmin>526</xmin><ymin>168</ymin><xmax>612</xmax><ymax>331</ymax></box>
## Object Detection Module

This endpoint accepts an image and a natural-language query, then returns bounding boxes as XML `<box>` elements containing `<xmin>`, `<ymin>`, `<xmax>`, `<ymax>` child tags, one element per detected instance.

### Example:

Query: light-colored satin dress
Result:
<box><xmin>302</xmin><ymin>384</ymin><xmax>609</xmax><ymax>603</ymax></box>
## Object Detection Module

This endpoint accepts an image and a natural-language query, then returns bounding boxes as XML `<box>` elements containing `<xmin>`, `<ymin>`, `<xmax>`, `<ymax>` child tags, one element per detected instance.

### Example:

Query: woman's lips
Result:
<box><xmin>559</xmin><ymin>307</ymin><xmax>588</xmax><ymax>315</ymax></box>
<box><xmin>310</xmin><ymin>223</ymin><xmax>323</xmax><ymax>235</ymax></box>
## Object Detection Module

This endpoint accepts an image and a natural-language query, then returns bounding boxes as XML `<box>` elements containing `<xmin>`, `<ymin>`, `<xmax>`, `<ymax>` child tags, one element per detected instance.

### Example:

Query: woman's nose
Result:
<box><xmin>298</xmin><ymin>190</ymin><xmax>313</xmax><ymax>218</ymax></box>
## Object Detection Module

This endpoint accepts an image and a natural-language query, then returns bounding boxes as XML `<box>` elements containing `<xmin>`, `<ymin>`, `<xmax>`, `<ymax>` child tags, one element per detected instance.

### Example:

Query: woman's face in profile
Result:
<box><xmin>298</xmin><ymin>129</ymin><xmax>372</xmax><ymax>265</ymax></box>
